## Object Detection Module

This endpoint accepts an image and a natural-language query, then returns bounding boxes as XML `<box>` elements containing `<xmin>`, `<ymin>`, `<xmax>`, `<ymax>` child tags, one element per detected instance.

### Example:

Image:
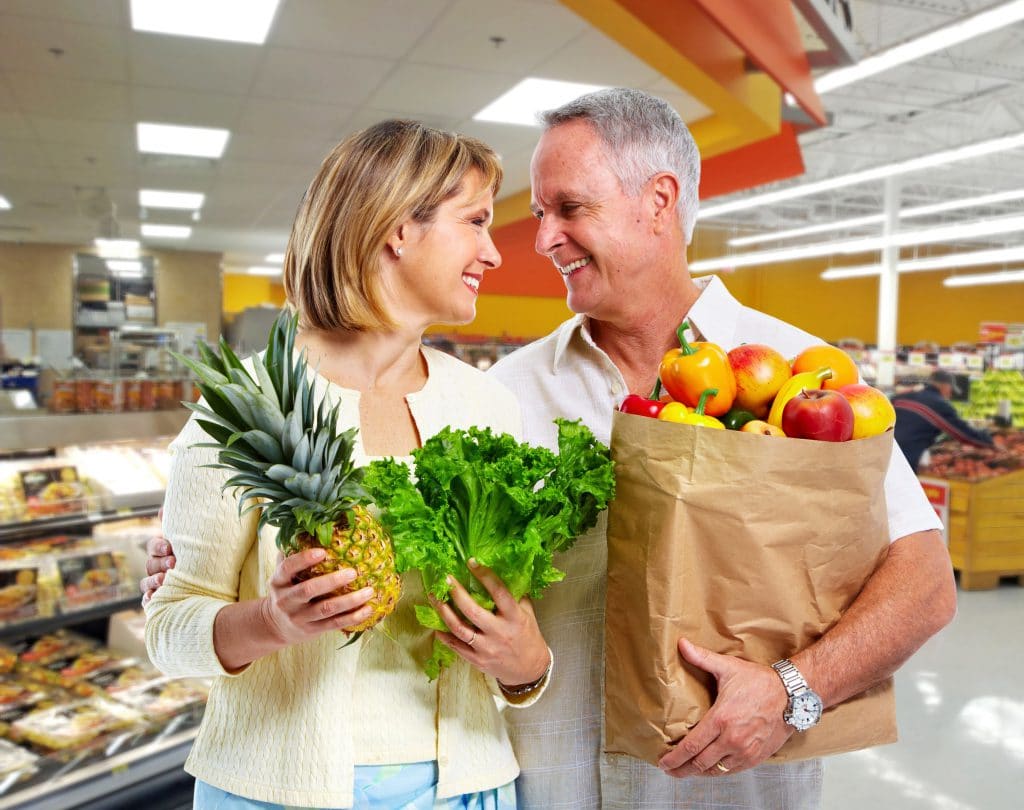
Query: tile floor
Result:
<box><xmin>821</xmin><ymin>582</ymin><xmax>1023</xmax><ymax>809</ymax></box>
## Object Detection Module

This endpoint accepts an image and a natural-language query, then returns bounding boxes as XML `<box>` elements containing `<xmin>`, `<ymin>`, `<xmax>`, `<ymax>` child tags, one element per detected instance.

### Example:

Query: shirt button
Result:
<box><xmin>611</xmin><ymin>382</ymin><xmax>623</xmax><ymax>396</ymax></box>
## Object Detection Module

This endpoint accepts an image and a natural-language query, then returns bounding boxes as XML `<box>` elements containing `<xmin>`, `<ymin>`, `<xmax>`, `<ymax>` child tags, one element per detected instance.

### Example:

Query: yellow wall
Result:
<box><xmin>223</xmin><ymin>274</ymin><xmax>286</xmax><ymax>319</ymax></box>
<box><xmin>426</xmin><ymin>294</ymin><xmax>572</xmax><ymax>341</ymax></box>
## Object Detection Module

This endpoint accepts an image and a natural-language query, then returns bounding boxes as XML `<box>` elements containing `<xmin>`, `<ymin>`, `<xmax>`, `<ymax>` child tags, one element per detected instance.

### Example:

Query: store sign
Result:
<box><xmin>908</xmin><ymin>352</ymin><xmax>927</xmax><ymax>366</ymax></box>
<box><xmin>938</xmin><ymin>353</ymin><xmax>966</xmax><ymax>369</ymax></box>
<box><xmin>979</xmin><ymin>322</ymin><xmax>1008</xmax><ymax>344</ymax></box>
<box><xmin>995</xmin><ymin>355</ymin><xmax>1022</xmax><ymax>370</ymax></box>
<box><xmin>966</xmin><ymin>355</ymin><xmax>984</xmax><ymax>371</ymax></box>
<box><xmin>918</xmin><ymin>477</ymin><xmax>950</xmax><ymax>545</ymax></box>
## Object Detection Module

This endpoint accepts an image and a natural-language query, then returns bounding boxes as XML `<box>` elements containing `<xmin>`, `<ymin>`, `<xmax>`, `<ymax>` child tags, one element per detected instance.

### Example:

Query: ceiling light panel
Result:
<box><xmin>943</xmin><ymin>269</ymin><xmax>1024</xmax><ymax>287</ymax></box>
<box><xmin>699</xmin><ymin>132</ymin><xmax>1024</xmax><ymax>220</ymax></box>
<box><xmin>0</xmin><ymin>195</ymin><xmax>10</xmax><ymax>210</ymax></box>
<box><xmin>137</xmin><ymin>122</ymin><xmax>230</xmax><ymax>159</ymax></box>
<box><xmin>106</xmin><ymin>260</ymin><xmax>144</xmax><ymax>273</ymax></box>
<box><xmin>141</xmin><ymin>224</ymin><xmax>192</xmax><ymax>238</ymax></box>
<box><xmin>473</xmin><ymin>78</ymin><xmax>609</xmax><ymax>127</ymax></box>
<box><xmin>247</xmin><ymin>266</ymin><xmax>282</xmax><ymax>276</ymax></box>
<box><xmin>94</xmin><ymin>239</ymin><xmax>140</xmax><ymax>259</ymax></box>
<box><xmin>815</xmin><ymin>0</ymin><xmax>1024</xmax><ymax>94</ymax></box>
<box><xmin>264</xmin><ymin>253</ymin><xmax>285</xmax><ymax>263</ymax></box>
<box><xmin>130</xmin><ymin>0</ymin><xmax>280</xmax><ymax>45</ymax></box>
<box><xmin>139</xmin><ymin>190</ymin><xmax>205</xmax><ymax>210</ymax></box>
<box><xmin>821</xmin><ymin>246</ymin><xmax>1024</xmax><ymax>280</ymax></box>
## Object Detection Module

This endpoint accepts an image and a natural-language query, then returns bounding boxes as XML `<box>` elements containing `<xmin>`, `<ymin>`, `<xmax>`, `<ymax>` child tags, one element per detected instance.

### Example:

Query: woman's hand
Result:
<box><xmin>431</xmin><ymin>559</ymin><xmax>550</xmax><ymax>688</ymax></box>
<box><xmin>261</xmin><ymin>549</ymin><xmax>376</xmax><ymax>646</ymax></box>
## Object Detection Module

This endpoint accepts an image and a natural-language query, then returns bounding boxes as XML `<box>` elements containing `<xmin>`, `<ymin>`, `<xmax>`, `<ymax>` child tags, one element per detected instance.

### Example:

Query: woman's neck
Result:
<box><xmin>295</xmin><ymin>326</ymin><xmax>427</xmax><ymax>394</ymax></box>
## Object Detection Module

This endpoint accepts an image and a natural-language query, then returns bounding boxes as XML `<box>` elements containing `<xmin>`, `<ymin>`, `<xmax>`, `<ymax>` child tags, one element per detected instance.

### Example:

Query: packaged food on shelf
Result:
<box><xmin>17</xmin><ymin>465</ymin><xmax>89</xmax><ymax>519</ymax></box>
<box><xmin>0</xmin><ymin>564</ymin><xmax>46</xmax><ymax>624</ymax></box>
<box><xmin>0</xmin><ymin>737</ymin><xmax>39</xmax><ymax>781</ymax></box>
<box><xmin>54</xmin><ymin>547</ymin><xmax>131</xmax><ymax>611</ymax></box>
<box><xmin>9</xmin><ymin>696</ymin><xmax>142</xmax><ymax>752</ymax></box>
<box><xmin>13</xmin><ymin>630</ymin><xmax>98</xmax><ymax>668</ymax></box>
<box><xmin>109</xmin><ymin>676</ymin><xmax>208</xmax><ymax>722</ymax></box>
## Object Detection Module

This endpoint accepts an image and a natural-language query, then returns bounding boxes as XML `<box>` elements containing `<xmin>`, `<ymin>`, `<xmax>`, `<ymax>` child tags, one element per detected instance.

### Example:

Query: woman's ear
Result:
<box><xmin>386</xmin><ymin>222</ymin><xmax>409</xmax><ymax>259</ymax></box>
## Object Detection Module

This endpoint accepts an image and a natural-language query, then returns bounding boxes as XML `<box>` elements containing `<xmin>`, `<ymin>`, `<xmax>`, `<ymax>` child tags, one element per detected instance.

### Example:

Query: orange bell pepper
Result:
<box><xmin>659</xmin><ymin>322</ymin><xmax>736</xmax><ymax>416</ymax></box>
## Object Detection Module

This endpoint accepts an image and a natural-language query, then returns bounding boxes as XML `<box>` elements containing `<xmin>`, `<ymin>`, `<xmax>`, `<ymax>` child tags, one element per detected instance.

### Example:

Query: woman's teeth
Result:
<box><xmin>558</xmin><ymin>256</ymin><xmax>590</xmax><ymax>275</ymax></box>
<box><xmin>462</xmin><ymin>274</ymin><xmax>480</xmax><ymax>291</ymax></box>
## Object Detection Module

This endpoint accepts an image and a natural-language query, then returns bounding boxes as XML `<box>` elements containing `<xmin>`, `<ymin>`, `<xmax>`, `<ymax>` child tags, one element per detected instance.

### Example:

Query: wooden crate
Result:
<box><xmin>940</xmin><ymin>469</ymin><xmax>1024</xmax><ymax>590</ymax></box>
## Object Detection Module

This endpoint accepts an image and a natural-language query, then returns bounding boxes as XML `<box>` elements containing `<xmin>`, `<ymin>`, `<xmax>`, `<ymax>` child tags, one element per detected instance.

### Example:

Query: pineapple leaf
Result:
<box><xmin>218</xmin><ymin>336</ymin><xmax>248</xmax><ymax>373</ymax></box>
<box><xmin>252</xmin><ymin>357</ymin><xmax>281</xmax><ymax>404</ymax></box>
<box><xmin>248</xmin><ymin>393</ymin><xmax>286</xmax><ymax>439</ymax></box>
<box><xmin>291</xmin><ymin>433</ymin><xmax>311</xmax><ymax>472</ymax></box>
<box><xmin>227</xmin><ymin>366</ymin><xmax>261</xmax><ymax>396</ymax></box>
<box><xmin>195</xmin><ymin>419</ymin><xmax>234</xmax><ymax>445</ymax></box>
<box><xmin>218</xmin><ymin>384</ymin><xmax>257</xmax><ymax>426</ymax></box>
<box><xmin>228</xmin><ymin>430</ymin><xmax>284</xmax><ymax>464</ymax></box>
<box><xmin>197</xmin><ymin>341</ymin><xmax>228</xmax><ymax>377</ymax></box>
<box><xmin>308</xmin><ymin>430</ymin><xmax>329</xmax><ymax>475</ymax></box>
<box><xmin>183</xmin><ymin>401</ymin><xmax>242</xmax><ymax>434</ymax></box>
<box><xmin>176</xmin><ymin>352</ymin><xmax>229</xmax><ymax>388</ymax></box>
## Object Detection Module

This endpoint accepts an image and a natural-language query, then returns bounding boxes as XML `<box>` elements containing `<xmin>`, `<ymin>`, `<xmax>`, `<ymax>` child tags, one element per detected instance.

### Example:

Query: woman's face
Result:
<box><xmin>384</xmin><ymin>169</ymin><xmax>501</xmax><ymax>329</ymax></box>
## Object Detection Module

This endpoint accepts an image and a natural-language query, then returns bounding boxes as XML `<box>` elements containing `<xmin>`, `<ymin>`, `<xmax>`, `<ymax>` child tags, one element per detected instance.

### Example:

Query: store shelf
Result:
<box><xmin>0</xmin><ymin>412</ymin><xmax>188</xmax><ymax>454</ymax></box>
<box><xmin>0</xmin><ymin>596</ymin><xmax>142</xmax><ymax>643</ymax></box>
<box><xmin>0</xmin><ymin>728</ymin><xmax>197</xmax><ymax>810</ymax></box>
<box><xmin>0</xmin><ymin>504</ymin><xmax>160</xmax><ymax>543</ymax></box>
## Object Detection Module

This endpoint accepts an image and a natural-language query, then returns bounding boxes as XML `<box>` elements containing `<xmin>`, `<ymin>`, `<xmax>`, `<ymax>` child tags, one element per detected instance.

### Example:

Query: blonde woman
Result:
<box><xmin>145</xmin><ymin>121</ymin><xmax>551</xmax><ymax>810</ymax></box>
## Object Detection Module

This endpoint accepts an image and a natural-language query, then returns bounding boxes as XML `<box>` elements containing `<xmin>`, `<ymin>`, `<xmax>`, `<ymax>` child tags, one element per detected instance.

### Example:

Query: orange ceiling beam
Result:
<box><xmin>699</xmin><ymin>123</ymin><xmax>805</xmax><ymax>200</ymax></box>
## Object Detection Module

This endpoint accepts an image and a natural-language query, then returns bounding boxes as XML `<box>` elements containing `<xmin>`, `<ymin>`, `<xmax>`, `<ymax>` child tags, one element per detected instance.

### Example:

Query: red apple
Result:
<box><xmin>838</xmin><ymin>384</ymin><xmax>896</xmax><ymax>439</ymax></box>
<box><xmin>781</xmin><ymin>389</ymin><xmax>854</xmax><ymax>442</ymax></box>
<box><xmin>740</xmin><ymin>419</ymin><xmax>786</xmax><ymax>437</ymax></box>
<box><xmin>727</xmin><ymin>344</ymin><xmax>792</xmax><ymax>418</ymax></box>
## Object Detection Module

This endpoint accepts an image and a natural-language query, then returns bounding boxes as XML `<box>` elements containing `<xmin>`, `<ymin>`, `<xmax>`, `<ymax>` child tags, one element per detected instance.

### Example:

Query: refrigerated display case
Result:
<box><xmin>0</xmin><ymin>411</ymin><xmax>200</xmax><ymax>809</ymax></box>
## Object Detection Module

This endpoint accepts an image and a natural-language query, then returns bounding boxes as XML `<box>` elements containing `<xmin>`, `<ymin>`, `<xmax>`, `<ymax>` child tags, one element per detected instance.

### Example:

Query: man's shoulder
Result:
<box><xmin>489</xmin><ymin>317</ymin><xmax>579</xmax><ymax>379</ymax></box>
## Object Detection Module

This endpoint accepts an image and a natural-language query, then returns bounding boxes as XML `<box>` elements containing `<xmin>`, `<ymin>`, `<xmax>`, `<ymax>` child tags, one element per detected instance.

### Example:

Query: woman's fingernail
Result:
<box><xmin>311</xmin><ymin>549</ymin><xmax>326</xmax><ymax>560</ymax></box>
<box><xmin>157</xmin><ymin>542</ymin><xmax>169</xmax><ymax>555</ymax></box>
<box><xmin>468</xmin><ymin>557</ymin><xmax>479</xmax><ymax>569</ymax></box>
<box><xmin>446</xmin><ymin>575</ymin><xmax>456</xmax><ymax>586</ymax></box>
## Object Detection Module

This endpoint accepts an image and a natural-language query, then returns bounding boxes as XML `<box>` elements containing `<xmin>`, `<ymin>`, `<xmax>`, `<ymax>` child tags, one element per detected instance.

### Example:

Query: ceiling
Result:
<box><xmin>0</xmin><ymin>0</ymin><xmax>1022</xmax><ymax>272</ymax></box>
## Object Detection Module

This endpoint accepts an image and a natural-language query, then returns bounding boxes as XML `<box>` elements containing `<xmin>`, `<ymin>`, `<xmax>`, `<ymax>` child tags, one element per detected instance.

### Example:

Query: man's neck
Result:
<box><xmin>589</xmin><ymin>277</ymin><xmax>702</xmax><ymax>395</ymax></box>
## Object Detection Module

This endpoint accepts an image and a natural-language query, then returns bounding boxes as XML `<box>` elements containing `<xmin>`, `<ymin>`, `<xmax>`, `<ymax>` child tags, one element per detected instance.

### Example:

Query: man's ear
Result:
<box><xmin>649</xmin><ymin>172</ymin><xmax>680</xmax><ymax>235</ymax></box>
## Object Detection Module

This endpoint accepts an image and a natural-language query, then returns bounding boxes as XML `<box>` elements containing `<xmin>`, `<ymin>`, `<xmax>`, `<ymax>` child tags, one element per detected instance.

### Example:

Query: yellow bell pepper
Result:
<box><xmin>658</xmin><ymin>389</ymin><xmax>725</xmax><ymax>430</ymax></box>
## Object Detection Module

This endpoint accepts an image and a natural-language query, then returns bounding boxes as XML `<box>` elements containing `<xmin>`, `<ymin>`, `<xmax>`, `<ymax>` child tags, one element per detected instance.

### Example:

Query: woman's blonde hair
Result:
<box><xmin>284</xmin><ymin>120</ymin><xmax>502</xmax><ymax>331</ymax></box>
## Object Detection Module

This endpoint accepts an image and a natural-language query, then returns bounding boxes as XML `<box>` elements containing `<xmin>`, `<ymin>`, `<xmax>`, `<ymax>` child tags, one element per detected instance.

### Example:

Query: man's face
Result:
<box><xmin>529</xmin><ymin>120</ymin><xmax>655</xmax><ymax>321</ymax></box>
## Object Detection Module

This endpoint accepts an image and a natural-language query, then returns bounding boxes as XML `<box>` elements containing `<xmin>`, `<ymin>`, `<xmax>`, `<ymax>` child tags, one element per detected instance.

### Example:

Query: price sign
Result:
<box><xmin>966</xmin><ymin>355</ymin><xmax>984</xmax><ymax>370</ymax></box>
<box><xmin>937</xmin><ymin>353</ymin><xmax>960</xmax><ymax>369</ymax></box>
<box><xmin>908</xmin><ymin>352</ymin><xmax>928</xmax><ymax>366</ymax></box>
<box><xmin>1007</xmin><ymin>333</ymin><xmax>1024</xmax><ymax>349</ymax></box>
<box><xmin>918</xmin><ymin>477</ymin><xmax>950</xmax><ymax>544</ymax></box>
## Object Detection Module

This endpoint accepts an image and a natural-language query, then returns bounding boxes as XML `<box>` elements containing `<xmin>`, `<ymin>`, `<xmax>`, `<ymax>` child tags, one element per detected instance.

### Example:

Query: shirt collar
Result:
<box><xmin>549</xmin><ymin>275</ymin><xmax>744</xmax><ymax>371</ymax></box>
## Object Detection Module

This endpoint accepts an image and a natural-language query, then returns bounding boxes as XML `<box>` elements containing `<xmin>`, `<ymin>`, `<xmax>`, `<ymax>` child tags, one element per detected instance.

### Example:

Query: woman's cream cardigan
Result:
<box><xmin>145</xmin><ymin>347</ymin><xmax>541</xmax><ymax>808</ymax></box>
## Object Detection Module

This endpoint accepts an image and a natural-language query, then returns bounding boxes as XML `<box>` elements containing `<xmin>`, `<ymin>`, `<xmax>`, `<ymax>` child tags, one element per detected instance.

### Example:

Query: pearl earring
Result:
<box><xmin>395</xmin><ymin>246</ymin><xmax>403</xmax><ymax>258</ymax></box>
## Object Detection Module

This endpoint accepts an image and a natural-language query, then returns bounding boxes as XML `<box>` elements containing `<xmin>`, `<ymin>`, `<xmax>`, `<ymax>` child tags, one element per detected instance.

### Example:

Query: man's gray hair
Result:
<box><xmin>540</xmin><ymin>87</ymin><xmax>701</xmax><ymax>243</ymax></box>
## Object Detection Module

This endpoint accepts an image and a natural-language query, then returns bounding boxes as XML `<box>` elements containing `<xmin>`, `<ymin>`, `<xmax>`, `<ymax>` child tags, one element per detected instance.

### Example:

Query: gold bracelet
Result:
<box><xmin>498</xmin><ymin>657</ymin><xmax>552</xmax><ymax>697</ymax></box>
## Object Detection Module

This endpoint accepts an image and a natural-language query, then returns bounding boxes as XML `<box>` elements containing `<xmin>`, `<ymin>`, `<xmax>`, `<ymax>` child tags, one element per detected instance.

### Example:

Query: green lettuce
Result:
<box><xmin>363</xmin><ymin>418</ymin><xmax>615</xmax><ymax>678</ymax></box>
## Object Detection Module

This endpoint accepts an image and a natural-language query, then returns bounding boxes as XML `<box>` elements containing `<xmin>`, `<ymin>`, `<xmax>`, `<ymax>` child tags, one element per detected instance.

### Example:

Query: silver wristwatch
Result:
<box><xmin>771</xmin><ymin>659</ymin><xmax>823</xmax><ymax>732</ymax></box>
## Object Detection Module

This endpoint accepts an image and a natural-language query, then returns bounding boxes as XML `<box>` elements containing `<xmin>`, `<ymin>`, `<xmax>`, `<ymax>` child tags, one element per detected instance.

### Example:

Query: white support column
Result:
<box><xmin>876</xmin><ymin>177</ymin><xmax>900</xmax><ymax>389</ymax></box>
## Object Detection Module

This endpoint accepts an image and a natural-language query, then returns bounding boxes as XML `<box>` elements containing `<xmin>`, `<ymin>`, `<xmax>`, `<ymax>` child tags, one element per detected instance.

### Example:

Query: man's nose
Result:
<box><xmin>534</xmin><ymin>215</ymin><xmax>562</xmax><ymax>257</ymax></box>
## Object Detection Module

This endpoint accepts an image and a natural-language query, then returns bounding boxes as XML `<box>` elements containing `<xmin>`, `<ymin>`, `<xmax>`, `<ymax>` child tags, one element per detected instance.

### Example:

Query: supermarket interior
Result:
<box><xmin>0</xmin><ymin>1</ymin><xmax>1022</xmax><ymax>809</ymax></box>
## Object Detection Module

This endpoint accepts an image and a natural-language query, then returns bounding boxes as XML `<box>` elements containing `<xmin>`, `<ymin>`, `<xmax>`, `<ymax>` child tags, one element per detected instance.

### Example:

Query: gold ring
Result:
<box><xmin>714</xmin><ymin>762</ymin><xmax>729</xmax><ymax>774</ymax></box>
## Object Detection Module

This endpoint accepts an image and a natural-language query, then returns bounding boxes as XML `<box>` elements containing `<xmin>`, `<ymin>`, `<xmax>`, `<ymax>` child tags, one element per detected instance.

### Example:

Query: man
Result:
<box><xmin>893</xmin><ymin>369</ymin><xmax>993</xmax><ymax>472</ymax></box>
<box><xmin>144</xmin><ymin>89</ymin><xmax>956</xmax><ymax>809</ymax></box>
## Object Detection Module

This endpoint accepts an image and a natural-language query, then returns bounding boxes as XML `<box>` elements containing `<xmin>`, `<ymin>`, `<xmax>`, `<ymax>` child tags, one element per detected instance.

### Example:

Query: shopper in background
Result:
<box><xmin>892</xmin><ymin>369</ymin><xmax>994</xmax><ymax>472</ymax></box>
<box><xmin>144</xmin><ymin>120</ymin><xmax>551</xmax><ymax>810</ymax></box>
<box><xmin>484</xmin><ymin>88</ymin><xmax>955</xmax><ymax>810</ymax></box>
<box><xmin>144</xmin><ymin>91</ymin><xmax>957</xmax><ymax>810</ymax></box>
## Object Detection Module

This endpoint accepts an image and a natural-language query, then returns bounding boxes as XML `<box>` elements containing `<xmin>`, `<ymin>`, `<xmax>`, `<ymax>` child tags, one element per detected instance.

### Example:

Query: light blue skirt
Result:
<box><xmin>193</xmin><ymin>761</ymin><xmax>517</xmax><ymax>810</ymax></box>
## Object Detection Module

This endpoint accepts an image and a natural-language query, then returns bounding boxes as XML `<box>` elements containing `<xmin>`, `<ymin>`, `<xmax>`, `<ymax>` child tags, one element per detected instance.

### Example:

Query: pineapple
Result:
<box><xmin>176</xmin><ymin>311</ymin><xmax>400</xmax><ymax>634</ymax></box>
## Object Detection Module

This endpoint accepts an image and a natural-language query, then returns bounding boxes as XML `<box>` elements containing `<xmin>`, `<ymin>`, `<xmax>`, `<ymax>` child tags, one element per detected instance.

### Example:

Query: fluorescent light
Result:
<box><xmin>944</xmin><ymin>269</ymin><xmax>1024</xmax><ymax>287</ymax></box>
<box><xmin>692</xmin><ymin>214</ymin><xmax>1024</xmax><ymax>272</ymax></box>
<box><xmin>816</xmin><ymin>0</ymin><xmax>1024</xmax><ymax>94</ymax></box>
<box><xmin>473</xmin><ymin>78</ymin><xmax>609</xmax><ymax>127</ymax></box>
<box><xmin>142</xmin><ymin>224</ymin><xmax>192</xmax><ymax>239</ymax></box>
<box><xmin>106</xmin><ymin>260</ymin><xmax>143</xmax><ymax>273</ymax></box>
<box><xmin>95</xmin><ymin>238</ymin><xmax>141</xmax><ymax>259</ymax></box>
<box><xmin>130</xmin><ymin>0</ymin><xmax>280</xmax><ymax>44</ymax></box>
<box><xmin>699</xmin><ymin>132</ymin><xmax>1024</xmax><ymax>220</ymax></box>
<box><xmin>0</xmin><ymin>195</ymin><xmax>10</xmax><ymax>210</ymax></box>
<box><xmin>137</xmin><ymin>122</ymin><xmax>230</xmax><ymax>159</ymax></box>
<box><xmin>822</xmin><ymin>246</ymin><xmax>1024</xmax><ymax>280</ymax></box>
<box><xmin>729</xmin><ymin>188</ymin><xmax>1024</xmax><ymax>247</ymax></box>
<box><xmin>265</xmin><ymin>253</ymin><xmax>285</xmax><ymax>263</ymax></box>
<box><xmin>247</xmin><ymin>266</ymin><xmax>282</xmax><ymax>276</ymax></box>
<box><xmin>139</xmin><ymin>189</ymin><xmax>205</xmax><ymax>210</ymax></box>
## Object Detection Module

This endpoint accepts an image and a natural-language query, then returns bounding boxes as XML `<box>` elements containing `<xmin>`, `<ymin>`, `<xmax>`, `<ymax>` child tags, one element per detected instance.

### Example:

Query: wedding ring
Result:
<box><xmin>466</xmin><ymin>630</ymin><xmax>477</xmax><ymax>646</ymax></box>
<box><xmin>714</xmin><ymin>762</ymin><xmax>729</xmax><ymax>774</ymax></box>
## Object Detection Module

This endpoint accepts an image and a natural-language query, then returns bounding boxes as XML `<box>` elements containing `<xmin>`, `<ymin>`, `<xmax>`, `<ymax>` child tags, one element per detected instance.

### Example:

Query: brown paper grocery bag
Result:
<box><xmin>604</xmin><ymin>411</ymin><xmax>897</xmax><ymax>765</ymax></box>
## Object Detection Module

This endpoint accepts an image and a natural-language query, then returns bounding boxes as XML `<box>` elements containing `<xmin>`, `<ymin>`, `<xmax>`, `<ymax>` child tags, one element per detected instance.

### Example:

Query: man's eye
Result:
<box><xmin>562</xmin><ymin>204</ymin><xmax>579</xmax><ymax>215</ymax></box>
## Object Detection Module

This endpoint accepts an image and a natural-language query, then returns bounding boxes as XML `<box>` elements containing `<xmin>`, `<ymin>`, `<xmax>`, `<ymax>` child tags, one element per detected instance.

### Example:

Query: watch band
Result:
<box><xmin>771</xmin><ymin>658</ymin><xmax>809</xmax><ymax>697</ymax></box>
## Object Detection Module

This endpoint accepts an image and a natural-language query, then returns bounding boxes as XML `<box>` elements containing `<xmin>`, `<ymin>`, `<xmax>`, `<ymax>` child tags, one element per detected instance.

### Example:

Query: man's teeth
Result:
<box><xmin>462</xmin><ymin>274</ymin><xmax>480</xmax><ymax>291</ymax></box>
<box><xmin>558</xmin><ymin>257</ymin><xmax>590</xmax><ymax>275</ymax></box>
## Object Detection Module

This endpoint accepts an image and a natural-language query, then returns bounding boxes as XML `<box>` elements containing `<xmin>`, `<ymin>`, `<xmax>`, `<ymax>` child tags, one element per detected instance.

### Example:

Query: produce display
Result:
<box><xmin>955</xmin><ymin>369</ymin><xmax>1024</xmax><ymax>428</ymax></box>
<box><xmin>620</xmin><ymin>324</ymin><xmax>894</xmax><ymax>442</ymax></box>
<box><xmin>920</xmin><ymin>429</ymin><xmax>1024</xmax><ymax>481</ymax></box>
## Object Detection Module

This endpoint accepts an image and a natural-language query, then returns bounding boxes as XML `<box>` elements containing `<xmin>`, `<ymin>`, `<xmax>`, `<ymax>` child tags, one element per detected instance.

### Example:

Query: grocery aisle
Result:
<box><xmin>822</xmin><ymin>584</ymin><xmax>1023</xmax><ymax>810</ymax></box>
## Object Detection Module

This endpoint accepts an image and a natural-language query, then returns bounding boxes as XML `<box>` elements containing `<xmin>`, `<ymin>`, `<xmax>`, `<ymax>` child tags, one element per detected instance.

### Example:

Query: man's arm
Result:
<box><xmin>658</xmin><ymin>528</ymin><xmax>956</xmax><ymax>776</ymax></box>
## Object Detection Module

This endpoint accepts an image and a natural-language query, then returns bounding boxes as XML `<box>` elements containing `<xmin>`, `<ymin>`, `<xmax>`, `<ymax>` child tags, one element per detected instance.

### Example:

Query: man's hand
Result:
<box><xmin>657</xmin><ymin>638</ymin><xmax>793</xmax><ymax>777</ymax></box>
<box><xmin>140</xmin><ymin>532</ymin><xmax>176</xmax><ymax>606</ymax></box>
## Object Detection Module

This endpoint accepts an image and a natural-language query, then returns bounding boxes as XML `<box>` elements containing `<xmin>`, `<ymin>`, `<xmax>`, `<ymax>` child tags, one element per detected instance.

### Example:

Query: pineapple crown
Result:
<box><xmin>175</xmin><ymin>311</ymin><xmax>368</xmax><ymax>551</ymax></box>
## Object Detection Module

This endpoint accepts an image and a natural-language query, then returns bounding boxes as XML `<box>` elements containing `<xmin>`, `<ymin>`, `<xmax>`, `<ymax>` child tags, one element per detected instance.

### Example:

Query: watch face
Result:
<box><xmin>788</xmin><ymin>692</ymin><xmax>823</xmax><ymax>731</ymax></box>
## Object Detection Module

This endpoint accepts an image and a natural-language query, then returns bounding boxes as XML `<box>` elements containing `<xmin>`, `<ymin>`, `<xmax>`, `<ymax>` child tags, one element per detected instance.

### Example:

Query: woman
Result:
<box><xmin>144</xmin><ymin>121</ymin><xmax>552</xmax><ymax>810</ymax></box>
